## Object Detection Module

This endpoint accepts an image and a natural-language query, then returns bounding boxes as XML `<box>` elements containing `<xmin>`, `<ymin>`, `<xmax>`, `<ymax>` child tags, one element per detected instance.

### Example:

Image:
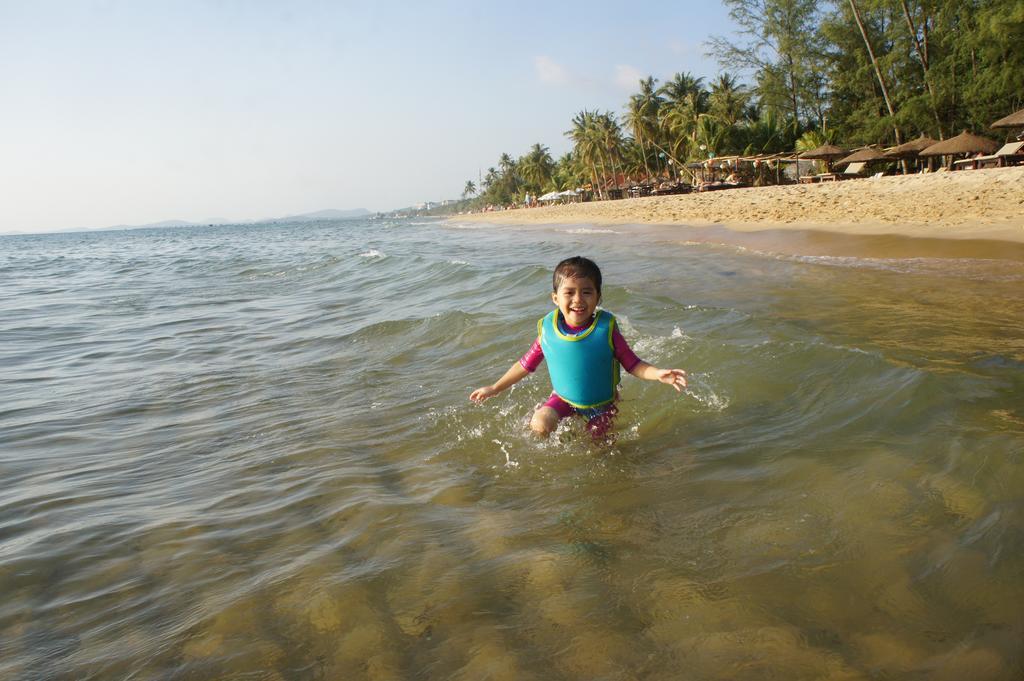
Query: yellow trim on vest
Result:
<box><xmin>607</xmin><ymin>315</ymin><xmax>619</xmax><ymax>392</ymax></box>
<box><xmin>551</xmin><ymin>309</ymin><xmax>602</xmax><ymax>342</ymax></box>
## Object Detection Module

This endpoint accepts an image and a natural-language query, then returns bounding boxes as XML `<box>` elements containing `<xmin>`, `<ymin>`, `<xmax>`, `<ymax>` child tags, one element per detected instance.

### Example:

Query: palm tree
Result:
<box><xmin>481</xmin><ymin>167</ymin><xmax>499</xmax><ymax>191</ymax></box>
<box><xmin>596</xmin><ymin>112</ymin><xmax>627</xmax><ymax>190</ymax></box>
<box><xmin>709</xmin><ymin>73</ymin><xmax>749</xmax><ymax>128</ymax></box>
<box><xmin>694</xmin><ymin>116</ymin><xmax>730</xmax><ymax>161</ymax></box>
<box><xmin>659</xmin><ymin>72</ymin><xmax>710</xmax><ymax>161</ymax></box>
<box><xmin>566</xmin><ymin>110</ymin><xmax>607</xmax><ymax>199</ymax></box>
<box><xmin>739</xmin><ymin>109</ymin><xmax>787</xmax><ymax>156</ymax></box>
<box><xmin>498</xmin><ymin>153</ymin><xmax>519</xmax><ymax>194</ymax></box>
<box><xmin>519</xmin><ymin>143</ymin><xmax>555</xmax><ymax>193</ymax></box>
<box><xmin>659</xmin><ymin>72</ymin><xmax>707</xmax><ymax>111</ymax></box>
<box><xmin>462</xmin><ymin>180</ymin><xmax>476</xmax><ymax>199</ymax></box>
<box><xmin>623</xmin><ymin>76</ymin><xmax>663</xmax><ymax>181</ymax></box>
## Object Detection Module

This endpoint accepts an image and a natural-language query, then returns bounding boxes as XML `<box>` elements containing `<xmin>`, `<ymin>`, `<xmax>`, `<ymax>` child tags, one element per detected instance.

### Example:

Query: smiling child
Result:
<box><xmin>469</xmin><ymin>256</ymin><xmax>687</xmax><ymax>438</ymax></box>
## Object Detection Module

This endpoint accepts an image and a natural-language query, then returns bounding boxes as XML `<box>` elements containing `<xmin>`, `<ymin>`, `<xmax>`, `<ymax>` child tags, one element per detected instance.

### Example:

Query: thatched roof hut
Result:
<box><xmin>884</xmin><ymin>135</ymin><xmax>938</xmax><ymax>158</ymax></box>
<box><xmin>798</xmin><ymin>144</ymin><xmax>848</xmax><ymax>160</ymax></box>
<box><xmin>835</xmin><ymin>146</ymin><xmax>888</xmax><ymax>166</ymax></box>
<box><xmin>991</xmin><ymin>108</ymin><xmax>1024</xmax><ymax>130</ymax></box>
<box><xmin>919</xmin><ymin>130</ymin><xmax>999</xmax><ymax>157</ymax></box>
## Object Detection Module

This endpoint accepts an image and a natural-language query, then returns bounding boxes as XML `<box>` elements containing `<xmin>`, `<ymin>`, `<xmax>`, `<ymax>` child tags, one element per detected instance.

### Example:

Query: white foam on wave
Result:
<box><xmin>565</xmin><ymin>228</ymin><xmax>618</xmax><ymax>235</ymax></box>
<box><xmin>445</xmin><ymin>222</ymin><xmax>486</xmax><ymax>230</ymax></box>
<box><xmin>359</xmin><ymin>249</ymin><xmax>385</xmax><ymax>259</ymax></box>
<box><xmin>759</xmin><ymin>252</ymin><xmax>1024</xmax><ymax>282</ymax></box>
<box><xmin>448</xmin><ymin>259</ymin><xmax>469</xmax><ymax>265</ymax></box>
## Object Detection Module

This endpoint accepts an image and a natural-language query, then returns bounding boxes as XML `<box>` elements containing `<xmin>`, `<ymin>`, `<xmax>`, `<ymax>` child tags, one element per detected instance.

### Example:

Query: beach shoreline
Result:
<box><xmin>451</xmin><ymin>166</ymin><xmax>1024</xmax><ymax>251</ymax></box>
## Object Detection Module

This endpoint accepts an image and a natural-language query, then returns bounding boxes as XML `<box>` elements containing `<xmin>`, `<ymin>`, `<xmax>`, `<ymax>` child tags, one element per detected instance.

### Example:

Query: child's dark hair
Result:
<box><xmin>553</xmin><ymin>256</ymin><xmax>602</xmax><ymax>295</ymax></box>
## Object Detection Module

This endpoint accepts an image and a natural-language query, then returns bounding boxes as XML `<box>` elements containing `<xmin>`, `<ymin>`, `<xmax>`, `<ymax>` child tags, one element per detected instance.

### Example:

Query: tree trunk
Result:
<box><xmin>786</xmin><ymin>53</ymin><xmax>800</xmax><ymax>132</ymax></box>
<box><xmin>849</xmin><ymin>0</ymin><xmax>902</xmax><ymax>144</ymax></box>
<box><xmin>637</xmin><ymin>129</ymin><xmax>652</xmax><ymax>181</ymax></box>
<box><xmin>596</xmin><ymin>153</ymin><xmax>610</xmax><ymax>201</ymax></box>
<box><xmin>589</xmin><ymin>166</ymin><xmax>601</xmax><ymax>201</ymax></box>
<box><xmin>609</xmin><ymin>144</ymin><xmax>625</xmax><ymax>195</ymax></box>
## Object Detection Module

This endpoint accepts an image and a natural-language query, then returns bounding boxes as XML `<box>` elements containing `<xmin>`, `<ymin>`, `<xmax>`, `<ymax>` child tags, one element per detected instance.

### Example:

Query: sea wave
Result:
<box><xmin>2</xmin><ymin>217</ymin><xmax>1022</xmax><ymax>680</ymax></box>
<box><xmin>564</xmin><ymin>227</ymin><xmax>619</xmax><ymax>235</ymax></box>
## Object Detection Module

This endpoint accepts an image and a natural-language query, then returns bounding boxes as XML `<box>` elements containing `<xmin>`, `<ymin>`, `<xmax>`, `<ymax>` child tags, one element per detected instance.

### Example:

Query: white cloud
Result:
<box><xmin>613</xmin><ymin>64</ymin><xmax>644</xmax><ymax>91</ymax></box>
<box><xmin>534</xmin><ymin>55</ymin><xmax>570</xmax><ymax>85</ymax></box>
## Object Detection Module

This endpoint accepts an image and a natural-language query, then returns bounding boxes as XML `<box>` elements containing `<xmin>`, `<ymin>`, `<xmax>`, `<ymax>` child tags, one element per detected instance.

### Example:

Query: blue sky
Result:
<box><xmin>0</xmin><ymin>1</ymin><xmax>732</xmax><ymax>232</ymax></box>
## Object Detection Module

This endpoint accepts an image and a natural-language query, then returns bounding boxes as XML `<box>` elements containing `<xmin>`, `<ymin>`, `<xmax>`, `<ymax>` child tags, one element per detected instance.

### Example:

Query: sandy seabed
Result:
<box><xmin>458</xmin><ymin>166</ymin><xmax>1024</xmax><ymax>247</ymax></box>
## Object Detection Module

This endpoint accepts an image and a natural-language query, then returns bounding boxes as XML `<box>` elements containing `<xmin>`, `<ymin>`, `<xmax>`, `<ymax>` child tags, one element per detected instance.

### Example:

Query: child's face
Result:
<box><xmin>551</xmin><ymin>275</ymin><xmax>599</xmax><ymax>327</ymax></box>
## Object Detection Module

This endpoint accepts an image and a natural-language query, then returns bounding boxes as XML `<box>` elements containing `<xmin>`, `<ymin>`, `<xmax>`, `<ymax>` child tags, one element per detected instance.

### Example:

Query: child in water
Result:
<box><xmin>469</xmin><ymin>256</ymin><xmax>687</xmax><ymax>437</ymax></box>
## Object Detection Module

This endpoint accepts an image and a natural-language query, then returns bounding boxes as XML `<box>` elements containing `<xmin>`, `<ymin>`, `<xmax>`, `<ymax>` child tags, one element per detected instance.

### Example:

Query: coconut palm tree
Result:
<box><xmin>600</xmin><ymin>113</ymin><xmax>624</xmax><ymax>171</ymax></box>
<box><xmin>498</xmin><ymin>153</ymin><xmax>519</xmax><ymax>194</ymax></box>
<box><xmin>659</xmin><ymin>72</ymin><xmax>710</xmax><ymax>161</ymax></box>
<box><xmin>623</xmin><ymin>76</ymin><xmax>663</xmax><ymax>181</ymax></box>
<box><xmin>738</xmin><ymin>109</ymin><xmax>788</xmax><ymax>156</ymax></box>
<box><xmin>462</xmin><ymin>180</ymin><xmax>476</xmax><ymax>199</ymax></box>
<box><xmin>566</xmin><ymin>110</ymin><xmax>608</xmax><ymax>199</ymax></box>
<box><xmin>659</xmin><ymin>72</ymin><xmax>707</xmax><ymax>111</ymax></box>
<box><xmin>519</xmin><ymin>143</ymin><xmax>555</xmax><ymax>193</ymax></box>
<box><xmin>709</xmin><ymin>73</ymin><xmax>749</xmax><ymax>128</ymax></box>
<box><xmin>694</xmin><ymin>116</ymin><xmax>730</xmax><ymax>159</ymax></box>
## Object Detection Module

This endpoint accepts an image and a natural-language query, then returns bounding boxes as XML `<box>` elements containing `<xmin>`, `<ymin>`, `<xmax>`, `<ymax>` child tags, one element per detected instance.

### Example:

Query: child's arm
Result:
<box><xmin>469</xmin><ymin>362</ymin><xmax>530</xmax><ymax>403</ymax></box>
<box><xmin>628</xmin><ymin>361</ymin><xmax>687</xmax><ymax>392</ymax></box>
<box><xmin>611</xmin><ymin>326</ymin><xmax>687</xmax><ymax>392</ymax></box>
<box><xmin>471</xmin><ymin>336</ymin><xmax>544</xmax><ymax>403</ymax></box>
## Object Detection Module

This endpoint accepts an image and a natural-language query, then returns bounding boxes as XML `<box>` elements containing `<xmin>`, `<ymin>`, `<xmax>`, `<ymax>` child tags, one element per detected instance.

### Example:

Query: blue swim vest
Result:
<box><xmin>538</xmin><ymin>309</ymin><xmax>620</xmax><ymax>408</ymax></box>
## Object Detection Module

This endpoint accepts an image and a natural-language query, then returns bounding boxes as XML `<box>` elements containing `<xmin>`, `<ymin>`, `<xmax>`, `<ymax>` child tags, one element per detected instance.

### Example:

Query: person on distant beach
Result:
<box><xmin>469</xmin><ymin>256</ymin><xmax>687</xmax><ymax>438</ymax></box>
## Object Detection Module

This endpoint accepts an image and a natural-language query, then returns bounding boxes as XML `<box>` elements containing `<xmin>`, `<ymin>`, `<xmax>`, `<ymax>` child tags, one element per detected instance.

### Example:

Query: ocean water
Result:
<box><xmin>1</xmin><ymin>218</ymin><xmax>1023</xmax><ymax>680</ymax></box>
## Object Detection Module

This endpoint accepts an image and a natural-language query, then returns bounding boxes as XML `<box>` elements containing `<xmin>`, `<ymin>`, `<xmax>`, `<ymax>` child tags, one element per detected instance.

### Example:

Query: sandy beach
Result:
<box><xmin>457</xmin><ymin>165</ymin><xmax>1024</xmax><ymax>245</ymax></box>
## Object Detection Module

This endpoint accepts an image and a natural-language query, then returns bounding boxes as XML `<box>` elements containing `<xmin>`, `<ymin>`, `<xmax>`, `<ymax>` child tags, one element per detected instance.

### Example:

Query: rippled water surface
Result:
<box><xmin>2</xmin><ymin>218</ymin><xmax>1023</xmax><ymax>680</ymax></box>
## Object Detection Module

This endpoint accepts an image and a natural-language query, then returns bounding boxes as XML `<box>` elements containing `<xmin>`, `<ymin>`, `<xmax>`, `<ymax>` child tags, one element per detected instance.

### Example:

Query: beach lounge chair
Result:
<box><xmin>972</xmin><ymin>141</ymin><xmax>1024</xmax><ymax>169</ymax></box>
<box><xmin>840</xmin><ymin>161</ymin><xmax>867</xmax><ymax>178</ymax></box>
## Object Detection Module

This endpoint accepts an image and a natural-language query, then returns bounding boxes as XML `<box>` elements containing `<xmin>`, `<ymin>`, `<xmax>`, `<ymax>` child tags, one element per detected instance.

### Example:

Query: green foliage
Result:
<box><xmin>451</xmin><ymin>0</ymin><xmax>1016</xmax><ymax>205</ymax></box>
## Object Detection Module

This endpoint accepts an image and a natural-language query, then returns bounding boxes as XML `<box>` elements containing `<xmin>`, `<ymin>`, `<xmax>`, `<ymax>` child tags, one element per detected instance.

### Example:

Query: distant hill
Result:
<box><xmin>105</xmin><ymin>219</ymin><xmax>198</xmax><ymax>230</ymax></box>
<box><xmin>267</xmin><ymin>208</ymin><xmax>371</xmax><ymax>222</ymax></box>
<box><xmin>0</xmin><ymin>209</ymin><xmax>375</xmax><ymax>236</ymax></box>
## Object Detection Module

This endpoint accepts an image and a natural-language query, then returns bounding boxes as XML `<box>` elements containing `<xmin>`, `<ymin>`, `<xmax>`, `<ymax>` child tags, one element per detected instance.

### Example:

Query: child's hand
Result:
<box><xmin>656</xmin><ymin>369</ymin><xmax>688</xmax><ymax>392</ymax></box>
<box><xmin>469</xmin><ymin>385</ymin><xmax>500</xmax><ymax>403</ymax></box>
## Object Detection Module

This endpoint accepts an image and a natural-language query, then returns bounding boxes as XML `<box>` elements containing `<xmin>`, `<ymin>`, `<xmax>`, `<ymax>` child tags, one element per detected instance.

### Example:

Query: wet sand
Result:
<box><xmin>457</xmin><ymin>166</ymin><xmax>1024</xmax><ymax>248</ymax></box>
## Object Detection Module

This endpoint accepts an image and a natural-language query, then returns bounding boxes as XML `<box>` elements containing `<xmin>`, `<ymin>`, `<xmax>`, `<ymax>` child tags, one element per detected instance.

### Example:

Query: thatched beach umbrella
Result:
<box><xmin>918</xmin><ymin>130</ymin><xmax>999</xmax><ymax>157</ymax></box>
<box><xmin>799</xmin><ymin>143</ymin><xmax>848</xmax><ymax>172</ymax></box>
<box><xmin>991</xmin><ymin>108</ymin><xmax>1024</xmax><ymax>130</ymax></box>
<box><xmin>835</xmin><ymin>146</ymin><xmax>888</xmax><ymax>166</ymax></box>
<box><xmin>798</xmin><ymin>144</ymin><xmax>848</xmax><ymax>160</ymax></box>
<box><xmin>884</xmin><ymin>135</ymin><xmax>938</xmax><ymax>158</ymax></box>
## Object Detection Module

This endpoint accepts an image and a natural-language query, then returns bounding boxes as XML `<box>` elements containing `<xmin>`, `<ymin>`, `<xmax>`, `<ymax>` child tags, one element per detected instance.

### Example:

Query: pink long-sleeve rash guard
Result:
<box><xmin>519</xmin><ymin>318</ymin><xmax>643</xmax><ymax>374</ymax></box>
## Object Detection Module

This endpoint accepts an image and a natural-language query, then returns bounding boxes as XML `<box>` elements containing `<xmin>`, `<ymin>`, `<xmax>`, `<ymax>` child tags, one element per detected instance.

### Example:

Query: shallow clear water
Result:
<box><xmin>2</xmin><ymin>218</ymin><xmax>1023</xmax><ymax>680</ymax></box>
